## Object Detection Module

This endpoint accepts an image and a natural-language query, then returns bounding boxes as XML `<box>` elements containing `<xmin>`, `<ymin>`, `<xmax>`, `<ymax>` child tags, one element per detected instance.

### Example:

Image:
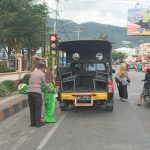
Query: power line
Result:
<box><xmin>59</xmin><ymin>0</ymin><xmax>80</xmax><ymax>23</ymax></box>
<box><xmin>57</xmin><ymin>15</ymin><xmax>72</xmax><ymax>40</ymax></box>
<box><xmin>48</xmin><ymin>0</ymin><xmax>74</xmax><ymax>40</ymax></box>
<box><xmin>72</xmin><ymin>0</ymin><xmax>150</xmax><ymax>6</ymax></box>
<box><xmin>71</xmin><ymin>1</ymin><xmax>83</xmax><ymax>23</ymax></box>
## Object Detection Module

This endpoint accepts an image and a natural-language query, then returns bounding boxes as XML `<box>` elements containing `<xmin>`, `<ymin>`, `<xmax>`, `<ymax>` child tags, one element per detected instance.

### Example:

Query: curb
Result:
<box><xmin>0</xmin><ymin>94</ymin><xmax>28</xmax><ymax>122</ymax></box>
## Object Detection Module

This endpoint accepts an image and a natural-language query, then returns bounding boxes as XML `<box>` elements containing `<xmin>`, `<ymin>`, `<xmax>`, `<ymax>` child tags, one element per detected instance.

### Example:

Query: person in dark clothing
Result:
<box><xmin>137</xmin><ymin>67</ymin><xmax>150</xmax><ymax>106</ymax></box>
<box><xmin>28</xmin><ymin>63</ymin><xmax>53</xmax><ymax>127</ymax></box>
<box><xmin>115</xmin><ymin>63</ymin><xmax>130</xmax><ymax>102</ymax></box>
<box><xmin>126</xmin><ymin>63</ymin><xmax>130</xmax><ymax>72</ymax></box>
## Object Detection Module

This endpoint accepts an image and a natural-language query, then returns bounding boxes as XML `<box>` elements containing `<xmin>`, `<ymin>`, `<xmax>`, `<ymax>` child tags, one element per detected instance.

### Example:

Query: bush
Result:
<box><xmin>2</xmin><ymin>80</ymin><xmax>17</xmax><ymax>92</ymax></box>
<box><xmin>21</xmin><ymin>74</ymin><xmax>30</xmax><ymax>84</ymax></box>
<box><xmin>0</xmin><ymin>83</ymin><xmax>10</xmax><ymax>97</ymax></box>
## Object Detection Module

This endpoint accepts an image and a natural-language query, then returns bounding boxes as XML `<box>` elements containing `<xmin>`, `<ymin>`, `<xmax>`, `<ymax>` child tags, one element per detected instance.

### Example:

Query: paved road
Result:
<box><xmin>1</xmin><ymin>70</ymin><xmax>150</xmax><ymax>150</ymax></box>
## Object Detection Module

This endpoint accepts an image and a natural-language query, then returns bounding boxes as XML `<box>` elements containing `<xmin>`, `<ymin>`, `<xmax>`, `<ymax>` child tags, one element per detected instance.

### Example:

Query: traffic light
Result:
<box><xmin>50</xmin><ymin>33</ymin><xmax>58</xmax><ymax>55</ymax></box>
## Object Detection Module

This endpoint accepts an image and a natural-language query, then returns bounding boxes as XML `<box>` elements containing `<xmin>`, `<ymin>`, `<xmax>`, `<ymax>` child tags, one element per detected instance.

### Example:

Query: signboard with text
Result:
<box><xmin>127</xmin><ymin>8</ymin><xmax>150</xmax><ymax>35</ymax></box>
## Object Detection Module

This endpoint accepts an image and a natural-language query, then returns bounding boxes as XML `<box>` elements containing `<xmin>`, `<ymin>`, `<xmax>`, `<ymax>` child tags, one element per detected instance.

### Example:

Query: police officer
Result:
<box><xmin>28</xmin><ymin>63</ymin><xmax>53</xmax><ymax>127</ymax></box>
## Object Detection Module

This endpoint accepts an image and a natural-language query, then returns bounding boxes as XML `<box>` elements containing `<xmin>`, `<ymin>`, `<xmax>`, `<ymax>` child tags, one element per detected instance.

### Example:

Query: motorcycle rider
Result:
<box><xmin>137</xmin><ymin>67</ymin><xmax>150</xmax><ymax>106</ymax></box>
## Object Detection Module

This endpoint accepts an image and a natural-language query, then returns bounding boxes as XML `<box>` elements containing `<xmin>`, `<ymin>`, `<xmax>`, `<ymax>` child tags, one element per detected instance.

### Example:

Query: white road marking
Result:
<box><xmin>37</xmin><ymin>112</ymin><xmax>68</xmax><ymax>150</ymax></box>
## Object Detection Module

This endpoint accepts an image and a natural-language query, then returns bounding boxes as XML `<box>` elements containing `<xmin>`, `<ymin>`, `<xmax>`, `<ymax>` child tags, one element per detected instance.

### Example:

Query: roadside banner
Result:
<box><xmin>127</xmin><ymin>8</ymin><xmax>150</xmax><ymax>35</ymax></box>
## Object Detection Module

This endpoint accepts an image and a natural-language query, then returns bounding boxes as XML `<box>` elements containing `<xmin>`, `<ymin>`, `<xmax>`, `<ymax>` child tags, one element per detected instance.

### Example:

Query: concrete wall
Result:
<box><xmin>0</xmin><ymin>94</ymin><xmax>28</xmax><ymax>122</ymax></box>
<box><xmin>0</xmin><ymin>71</ymin><xmax>29</xmax><ymax>82</ymax></box>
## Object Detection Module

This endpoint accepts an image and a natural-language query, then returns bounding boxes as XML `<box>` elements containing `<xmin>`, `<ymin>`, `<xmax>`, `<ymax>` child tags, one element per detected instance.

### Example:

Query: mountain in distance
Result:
<box><xmin>47</xmin><ymin>18</ymin><xmax>150</xmax><ymax>48</ymax></box>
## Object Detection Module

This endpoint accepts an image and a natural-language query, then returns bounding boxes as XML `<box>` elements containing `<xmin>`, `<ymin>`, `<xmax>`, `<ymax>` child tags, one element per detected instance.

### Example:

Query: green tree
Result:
<box><xmin>0</xmin><ymin>0</ymin><xmax>50</xmax><ymax>57</ymax></box>
<box><xmin>112</xmin><ymin>51</ymin><xmax>127</xmax><ymax>63</ymax></box>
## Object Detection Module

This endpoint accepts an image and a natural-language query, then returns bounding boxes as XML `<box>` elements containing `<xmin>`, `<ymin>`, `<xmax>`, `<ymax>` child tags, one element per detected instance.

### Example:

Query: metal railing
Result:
<box><xmin>0</xmin><ymin>59</ymin><xmax>16</xmax><ymax>73</ymax></box>
<box><xmin>22</xmin><ymin>59</ymin><xmax>30</xmax><ymax>71</ymax></box>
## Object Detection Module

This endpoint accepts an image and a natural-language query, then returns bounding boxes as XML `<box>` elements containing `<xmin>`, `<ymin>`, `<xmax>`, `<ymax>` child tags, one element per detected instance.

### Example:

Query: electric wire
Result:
<box><xmin>46</xmin><ymin>0</ymin><xmax>150</xmax><ymax>34</ymax></box>
<box><xmin>58</xmin><ymin>0</ymin><xmax>83</xmax><ymax>39</ymax></box>
<box><xmin>57</xmin><ymin>15</ymin><xmax>72</xmax><ymax>41</ymax></box>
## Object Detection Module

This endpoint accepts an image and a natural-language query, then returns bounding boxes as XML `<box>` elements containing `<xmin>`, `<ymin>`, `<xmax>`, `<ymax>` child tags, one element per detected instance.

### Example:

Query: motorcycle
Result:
<box><xmin>143</xmin><ymin>81</ymin><xmax>150</xmax><ymax>103</ymax></box>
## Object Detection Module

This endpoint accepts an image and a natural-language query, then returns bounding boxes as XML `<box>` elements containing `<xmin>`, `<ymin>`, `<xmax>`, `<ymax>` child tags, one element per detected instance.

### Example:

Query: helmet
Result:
<box><xmin>18</xmin><ymin>83</ymin><xmax>28</xmax><ymax>94</ymax></box>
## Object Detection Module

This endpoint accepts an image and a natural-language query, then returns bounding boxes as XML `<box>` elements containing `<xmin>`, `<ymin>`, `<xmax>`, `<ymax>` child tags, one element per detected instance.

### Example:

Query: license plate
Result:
<box><xmin>76</xmin><ymin>96</ymin><xmax>91</xmax><ymax>103</ymax></box>
<box><xmin>75</xmin><ymin>95</ymin><xmax>93</xmax><ymax>106</ymax></box>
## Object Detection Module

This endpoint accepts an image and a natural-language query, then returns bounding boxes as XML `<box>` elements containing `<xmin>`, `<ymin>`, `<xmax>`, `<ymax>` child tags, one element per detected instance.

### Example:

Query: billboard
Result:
<box><xmin>127</xmin><ymin>8</ymin><xmax>150</xmax><ymax>35</ymax></box>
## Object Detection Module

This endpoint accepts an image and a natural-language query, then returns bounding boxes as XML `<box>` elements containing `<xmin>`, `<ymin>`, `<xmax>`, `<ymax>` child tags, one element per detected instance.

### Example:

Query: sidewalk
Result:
<box><xmin>0</xmin><ymin>93</ymin><xmax>28</xmax><ymax>122</ymax></box>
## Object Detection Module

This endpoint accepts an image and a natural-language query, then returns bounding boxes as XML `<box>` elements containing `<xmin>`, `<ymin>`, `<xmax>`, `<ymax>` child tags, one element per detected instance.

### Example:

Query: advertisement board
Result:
<box><xmin>127</xmin><ymin>8</ymin><xmax>150</xmax><ymax>35</ymax></box>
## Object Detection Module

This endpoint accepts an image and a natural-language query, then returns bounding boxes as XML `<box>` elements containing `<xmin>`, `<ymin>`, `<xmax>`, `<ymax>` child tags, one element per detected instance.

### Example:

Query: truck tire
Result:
<box><xmin>106</xmin><ymin>96</ymin><xmax>114</xmax><ymax>111</ymax></box>
<box><xmin>106</xmin><ymin>106</ymin><xmax>113</xmax><ymax>111</ymax></box>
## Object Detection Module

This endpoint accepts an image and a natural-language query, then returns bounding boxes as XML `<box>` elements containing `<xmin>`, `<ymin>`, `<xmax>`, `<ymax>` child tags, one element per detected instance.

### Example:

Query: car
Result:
<box><xmin>56</xmin><ymin>40</ymin><xmax>115</xmax><ymax>111</ymax></box>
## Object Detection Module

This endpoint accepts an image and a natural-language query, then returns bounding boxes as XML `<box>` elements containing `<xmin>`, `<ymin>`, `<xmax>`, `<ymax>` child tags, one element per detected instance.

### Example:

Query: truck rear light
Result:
<box><xmin>55</xmin><ymin>80</ymin><xmax>61</xmax><ymax>88</ymax></box>
<box><xmin>107</xmin><ymin>80</ymin><xmax>114</xmax><ymax>94</ymax></box>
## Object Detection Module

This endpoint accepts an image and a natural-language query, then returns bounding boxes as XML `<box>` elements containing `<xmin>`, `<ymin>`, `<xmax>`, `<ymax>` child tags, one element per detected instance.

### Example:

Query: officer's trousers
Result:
<box><xmin>28</xmin><ymin>92</ymin><xmax>42</xmax><ymax>125</ymax></box>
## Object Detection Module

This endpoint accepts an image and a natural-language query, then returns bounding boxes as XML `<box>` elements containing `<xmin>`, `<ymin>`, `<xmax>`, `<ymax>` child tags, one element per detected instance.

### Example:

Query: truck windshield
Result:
<box><xmin>73</xmin><ymin>63</ymin><xmax>105</xmax><ymax>71</ymax></box>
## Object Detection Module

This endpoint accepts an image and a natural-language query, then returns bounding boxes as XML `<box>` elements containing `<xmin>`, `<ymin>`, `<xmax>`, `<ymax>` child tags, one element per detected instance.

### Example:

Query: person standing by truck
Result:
<box><xmin>42</xmin><ymin>70</ymin><xmax>58</xmax><ymax>123</ymax></box>
<box><xmin>115</xmin><ymin>63</ymin><xmax>130</xmax><ymax>102</ymax></box>
<box><xmin>28</xmin><ymin>63</ymin><xmax>53</xmax><ymax>127</ymax></box>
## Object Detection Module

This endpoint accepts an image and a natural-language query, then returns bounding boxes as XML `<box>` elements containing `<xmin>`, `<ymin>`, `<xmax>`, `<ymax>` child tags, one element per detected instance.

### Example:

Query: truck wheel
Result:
<box><xmin>106</xmin><ymin>96</ymin><xmax>114</xmax><ymax>111</ymax></box>
<box><xmin>106</xmin><ymin>106</ymin><xmax>113</xmax><ymax>111</ymax></box>
<box><xmin>60</xmin><ymin>102</ymin><xmax>69</xmax><ymax>111</ymax></box>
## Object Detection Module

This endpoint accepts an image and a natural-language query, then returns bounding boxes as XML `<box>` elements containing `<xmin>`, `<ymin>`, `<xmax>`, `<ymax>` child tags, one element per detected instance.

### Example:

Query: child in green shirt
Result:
<box><xmin>42</xmin><ymin>71</ymin><xmax>58</xmax><ymax>123</ymax></box>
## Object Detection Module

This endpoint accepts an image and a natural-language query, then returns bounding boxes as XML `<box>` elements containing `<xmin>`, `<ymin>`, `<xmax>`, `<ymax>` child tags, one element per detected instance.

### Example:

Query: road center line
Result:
<box><xmin>36</xmin><ymin>112</ymin><xmax>68</xmax><ymax>150</ymax></box>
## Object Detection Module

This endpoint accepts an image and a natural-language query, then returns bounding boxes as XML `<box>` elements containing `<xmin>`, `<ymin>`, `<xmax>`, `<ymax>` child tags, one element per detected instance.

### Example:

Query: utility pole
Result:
<box><xmin>43</xmin><ymin>0</ymin><xmax>46</xmax><ymax>57</ymax></box>
<box><xmin>54</xmin><ymin>0</ymin><xmax>59</xmax><ymax>33</ymax></box>
<box><xmin>74</xmin><ymin>25</ymin><xmax>82</xmax><ymax>40</ymax></box>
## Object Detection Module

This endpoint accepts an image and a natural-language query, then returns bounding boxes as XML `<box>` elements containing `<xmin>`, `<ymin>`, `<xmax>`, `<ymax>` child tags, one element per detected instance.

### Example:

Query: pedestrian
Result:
<box><xmin>115</xmin><ymin>63</ymin><xmax>130</xmax><ymax>102</ymax></box>
<box><xmin>42</xmin><ymin>70</ymin><xmax>58</xmax><ymax>123</ymax></box>
<box><xmin>28</xmin><ymin>63</ymin><xmax>53</xmax><ymax>127</ymax></box>
<box><xmin>137</xmin><ymin>67</ymin><xmax>150</xmax><ymax>106</ymax></box>
<box><xmin>126</xmin><ymin>63</ymin><xmax>130</xmax><ymax>72</ymax></box>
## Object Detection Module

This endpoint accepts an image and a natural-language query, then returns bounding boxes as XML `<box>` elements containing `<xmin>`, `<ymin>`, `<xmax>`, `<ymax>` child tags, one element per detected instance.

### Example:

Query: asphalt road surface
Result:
<box><xmin>1</xmin><ymin>70</ymin><xmax>150</xmax><ymax>150</ymax></box>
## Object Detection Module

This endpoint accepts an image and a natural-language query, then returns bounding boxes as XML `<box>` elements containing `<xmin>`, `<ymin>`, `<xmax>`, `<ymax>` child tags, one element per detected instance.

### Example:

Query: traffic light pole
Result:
<box><xmin>50</xmin><ymin>33</ymin><xmax>58</xmax><ymax>74</ymax></box>
<box><xmin>54</xmin><ymin>0</ymin><xmax>59</xmax><ymax>33</ymax></box>
<box><xmin>52</xmin><ymin>1</ymin><xmax>59</xmax><ymax>74</ymax></box>
<box><xmin>51</xmin><ymin>56</ymin><xmax>55</xmax><ymax>74</ymax></box>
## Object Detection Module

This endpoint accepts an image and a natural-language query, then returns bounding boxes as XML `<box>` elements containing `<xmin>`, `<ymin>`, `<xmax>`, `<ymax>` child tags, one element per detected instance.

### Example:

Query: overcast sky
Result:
<box><xmin>45</xmin><ymin>0</ymin><xmax>150</xmax><ymax>27</ymax></box>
